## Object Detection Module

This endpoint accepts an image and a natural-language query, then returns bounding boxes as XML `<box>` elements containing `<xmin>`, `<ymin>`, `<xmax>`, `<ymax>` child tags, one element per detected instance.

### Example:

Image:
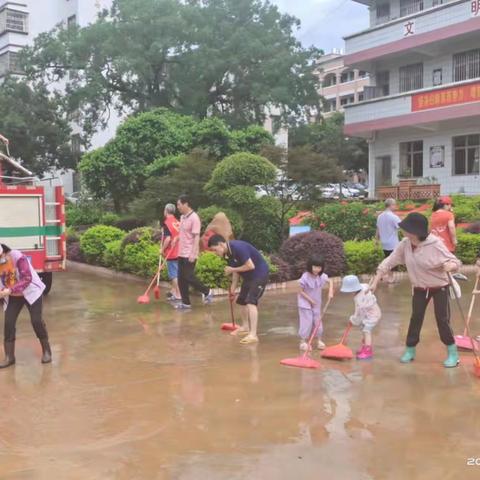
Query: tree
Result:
<box><xmin>0</xmin><ymin>78</ymin><xmax>74</xmax><ymax>175</ymax></box>
<box><xmin>290</xmin><ymin>112</ymin><xmax>368</xmax><ymax>172</ymax></box>
<box><xmin>22</xmin><ymin>0</ymin><xmax>321</xmax><ymax>138</ymax></box>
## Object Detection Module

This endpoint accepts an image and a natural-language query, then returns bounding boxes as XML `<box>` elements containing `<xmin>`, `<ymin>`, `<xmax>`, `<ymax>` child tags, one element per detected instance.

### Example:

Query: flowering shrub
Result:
<box><xmin>308</xmin><ymin>202</ymin><xmax>377</xmax><ymax>241</ymax></box>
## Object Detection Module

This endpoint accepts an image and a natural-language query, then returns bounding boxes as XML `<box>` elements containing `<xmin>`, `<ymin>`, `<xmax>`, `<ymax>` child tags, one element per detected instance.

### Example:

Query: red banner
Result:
<box><xmin>412</xmin><ymin>82</ymin><xmax>480</xmax><ymax>112</ymax></box>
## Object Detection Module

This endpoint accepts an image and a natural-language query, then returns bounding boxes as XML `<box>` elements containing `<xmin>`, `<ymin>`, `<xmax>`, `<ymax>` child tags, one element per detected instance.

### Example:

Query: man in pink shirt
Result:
<box><xmin>174</xmin><ymin>195</ymin><xmax>212</xmax><ymax>310</ymax></box>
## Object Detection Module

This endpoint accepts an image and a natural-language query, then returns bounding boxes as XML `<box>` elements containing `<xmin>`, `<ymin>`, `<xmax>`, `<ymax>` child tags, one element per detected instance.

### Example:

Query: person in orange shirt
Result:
<box><xmin>430</xmin><ymin>196</ymin><xmax>457</xmax><ymax>253</ymax></box>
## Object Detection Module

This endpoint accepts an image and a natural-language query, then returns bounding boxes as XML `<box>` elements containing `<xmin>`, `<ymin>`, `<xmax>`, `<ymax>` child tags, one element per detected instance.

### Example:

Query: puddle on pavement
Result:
<box><xmin>0</xmin><ymin>271</ymin><xmax>480</xmax><ymax>479</ymax></box>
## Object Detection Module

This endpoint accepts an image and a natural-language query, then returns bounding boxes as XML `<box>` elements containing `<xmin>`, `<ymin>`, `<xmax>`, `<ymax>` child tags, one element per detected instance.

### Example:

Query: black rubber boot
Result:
<box><xmin>0</xmin><ymin>341</ymin><xmax>15</xmax><ymax>369</ymax></box>
<box><xmin>40</xmin><ymin>338</ymin><xmax>52</xmax><ymax>364</ymax></box>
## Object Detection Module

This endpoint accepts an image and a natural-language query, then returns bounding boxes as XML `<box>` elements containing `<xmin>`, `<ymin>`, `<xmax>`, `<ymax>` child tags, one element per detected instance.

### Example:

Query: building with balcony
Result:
<box><xmin>315</xmin><ymin>52</ymin><xmax>371</xmax><ymax>116</ymax></box>
<box><xmin>344</xmin><ymin>0</ymin><xmax>480</xmax><ymax>197</ymax></box>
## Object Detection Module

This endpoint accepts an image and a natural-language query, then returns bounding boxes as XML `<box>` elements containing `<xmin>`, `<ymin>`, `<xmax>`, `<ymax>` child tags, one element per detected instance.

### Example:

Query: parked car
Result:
<box><xmin>65</xmin><ymin>191</ymin><xmax>93</xmax><ymax>204</ymax></box>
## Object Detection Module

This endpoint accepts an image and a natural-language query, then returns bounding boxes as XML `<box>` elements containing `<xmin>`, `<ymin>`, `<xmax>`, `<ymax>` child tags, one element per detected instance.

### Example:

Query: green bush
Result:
<box><xmin>80</xmin><ymin>225</ymin><xmax>125</xmax><ymax>264</ymax></box>
<box><xmin>66</xmin><ymin>202</ymin><xmax>105</xmax><ymax>227</ymax></box>
<box><xmin>66</xmin><ymin>226</ymin><xmax>80</xmax><ymax>245</ymax></box>
<box><xmin>198</xmin><ymin>205</ymin><xmax>244</xmax><ymax>238</ymax></box>
<box><xmin>122</xmin><ymin>240</ymin><xmax>160</xmax><ymax>277</ymax></box>
<box><xmin>344</xmin><ymin>240</ymin><xmax>384</xmax><ymax>275</ymax></box>
<box><xmin>102</xmin><ymin>239</ymin><xmax>123</xmax><ymax>269</ymax></box>
<box><xmin>451</xmin><ymin>196</ymin><xmax>480</xmax><ymax>223</ymax></box>
<box><xmin>195</xmin><ymin>252</ymin><xmax>230</xmax><ymax>290</ymax></box>
<box><xmin>100</xmin><ymin>212</ymin><xmax>121</xmax><ymax>226</ymax></box>
<box><xmin>456</xmin><ymin>233</ymin><xmax>480</xmax><ymax>264</ymax></box>
<box><xmin>309</xmin><ymin>202</ymin><xmax>377</xmax><ymax>241</ymax></box>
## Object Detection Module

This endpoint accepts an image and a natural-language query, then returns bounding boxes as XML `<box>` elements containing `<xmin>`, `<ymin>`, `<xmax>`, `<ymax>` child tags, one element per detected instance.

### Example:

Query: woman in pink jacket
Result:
<box><xmin>371</xmin><ymin>213</ymin><xmax>461</xmax><ymax>368</ymax></box>
<box><xmin>0</xmin><ymin>244</ymin><xmax>51</xmax><ymax>368</ymax></box>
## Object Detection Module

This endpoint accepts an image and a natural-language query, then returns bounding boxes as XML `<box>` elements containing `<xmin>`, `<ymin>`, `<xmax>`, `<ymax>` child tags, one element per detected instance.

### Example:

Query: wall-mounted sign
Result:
<box><xmin>412</xmin><ymin>81</ymin><xmax>480</xmax><ymax>111</ymax></box>
<box><xmin>472</xmin><ymin>0</ymin><xmax>480</xmax><ymax>17</ymax></box>
<box><xmin>433</xmin><ymin>69</ymin><xmax>442</xmax><ymax>87</ymax></box>
<box><xmin>403</xmin><ymin>20</ymin><xmax>415</xmax><ymax>37</ymax></box>
<box><xmin>430</xmin><ymin>146</ymin><xmax>445</xmax><ymax>168</ymax></box>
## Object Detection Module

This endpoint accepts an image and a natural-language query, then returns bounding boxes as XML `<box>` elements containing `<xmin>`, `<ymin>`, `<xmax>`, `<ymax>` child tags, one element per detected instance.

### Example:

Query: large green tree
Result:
<box><xmin>290</xmin><ymin>112</ymin><xmax>368</xmax><ymax>172</ymax></box>
<box><xmin>22</xmin><ymin>0</ymin><xmax>321</xmax><ymax>138</ymax></box>
<box><xmin>0</xmin><ymin>78</ymin><xmax>74</xmax><ymax>175</ymax></box>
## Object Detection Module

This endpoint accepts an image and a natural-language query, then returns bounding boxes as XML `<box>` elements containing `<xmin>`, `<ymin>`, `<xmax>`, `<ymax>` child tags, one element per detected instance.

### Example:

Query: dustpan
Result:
<box><xmin>321</xmin><ymin>323</ymin><xmax>354</xmax><ymax>360</ymax></box>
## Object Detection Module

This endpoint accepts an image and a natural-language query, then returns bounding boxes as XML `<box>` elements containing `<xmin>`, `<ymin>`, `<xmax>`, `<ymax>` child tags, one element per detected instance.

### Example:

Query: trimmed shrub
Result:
<box><xmin>279</xmin><ymin>231</ymin><xmax>346</xmax><ymax>278</ymax></box>
<box><xmin>121</xmin><ymin>227</ymin><xmax>162</xmax><ymax>248</ymax></box>
<box><xmin>66</xmin><ymin>202</ymin><xmax>105</xmax><ymax>227</ymax></box>
<box><xmin>452</xmin><ymin>195</ymin><xmax>480</xmax><ymax>223</ymax></box>
<box><xmin>66</xmin><ymin>226</ymin><xmax>80</xmax><ymax>245</ymax></box>
<box><xmin>309</xmin><ymin>202</ymin><xmax>377</xmax><ymax>241</ymax></box>
<box><xmin>269</xmin><ymin>255</ymin><xmax>291</xmax><ymax>283</ymax></box>
<box><xmin>198</xmin><ymin>205</ymin><xmax>244</xmax><ymax>238</ymax></box>
<box><xmin>122</xmin><ymin>240</ymin><xmax>160</xmax><ymax>277</ymax></box>
<box><xmin>67</xmin><ymin>242</ymin><xmax>85</xmax><ymax>263</ymax></box>
<box><xmin>100</xmin><ymin>212</ymin><xmax>121</xmax><ymax>226</ymax></box>
<box><xmin>113</xmin><ymin>217</ymin><xmax>148</xmax><ymax>232</ymax></box>
<box><xmin>80</xmin><ymin>225</ymin><xmax>125</xmax><ymax>264</ymax></box>
<box><xmin>195</xmin><ymin>252</ymin><xmax>230</xmax><ymax>290</ymax></box>
<box><xmin>102</xmin><ymin>240</ymin><xmax>123</xmax><ymax>270</ymax></box>
<box><xmin>457</xmin><ymin>233</ymin><xmax>480</xmax><ymax>265</ymax></box>
<box><xmin>344</xmin><ymin>240</ymin><xmax>384</xmax><ymax>275</ymax></box>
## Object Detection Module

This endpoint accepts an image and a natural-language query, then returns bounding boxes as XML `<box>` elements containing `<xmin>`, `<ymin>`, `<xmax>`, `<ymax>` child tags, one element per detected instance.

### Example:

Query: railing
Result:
<box><xmin>377</xmin><ymin>180</ymin><xmax>440</xmax><ymax>200</ymax></box>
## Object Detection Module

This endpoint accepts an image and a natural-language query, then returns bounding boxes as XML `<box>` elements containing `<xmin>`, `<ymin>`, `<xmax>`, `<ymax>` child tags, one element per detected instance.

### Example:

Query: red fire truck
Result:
<box><xmin>0</xmin><ymin>143</ymin><xmax>66</xmax><ymax>294</ymax></box>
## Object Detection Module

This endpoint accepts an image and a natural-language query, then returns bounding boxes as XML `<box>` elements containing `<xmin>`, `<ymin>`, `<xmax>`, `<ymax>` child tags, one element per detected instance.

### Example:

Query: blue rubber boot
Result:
<box><xmin>400</xmin><ymin>346</ymin><xmax>416</xmax><ymax>363</ymax></box>
<box><xmin>443</xmin><ymin>344</ymin><xmax>459</xmax><ymax>368</ymax></box>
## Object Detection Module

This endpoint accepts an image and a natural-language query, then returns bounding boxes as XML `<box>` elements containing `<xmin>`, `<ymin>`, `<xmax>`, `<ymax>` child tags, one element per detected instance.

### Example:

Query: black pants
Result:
<box><xmin>4</xmin><ymin>296</ymin><xmax>48</xmax><ymax>343</ymax></box>
<box><xmin>178</xmin><ymin>257</ymin><xmax>210</xmax><ymax>306</ymax></box>
<box><xmin>406</xmin><ymin>287</ymin><xmax>454</xmax><ymax>347</ymax></box>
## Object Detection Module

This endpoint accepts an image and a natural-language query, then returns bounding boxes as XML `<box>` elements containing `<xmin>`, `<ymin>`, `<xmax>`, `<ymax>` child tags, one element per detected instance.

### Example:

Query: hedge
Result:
<box><xmin>344</xmin><ymin>240</ymin><xmax>384</xmax><ymax>275</ymax></box>
<box><xmin>456</xmin><ymin>233</ymin><xmax>480</xmax><ymax>265</ymax></box>
<box><xmin>80</xmin><ymin>225</ymin><xmax>125</xmax><ymax>264</ymax></box>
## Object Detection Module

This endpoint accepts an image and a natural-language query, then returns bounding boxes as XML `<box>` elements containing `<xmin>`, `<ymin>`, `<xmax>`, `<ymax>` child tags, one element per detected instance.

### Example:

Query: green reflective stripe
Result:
<box><xmin>0</xmin><ymin>226</ymin><xmax>63</xmax><ymax>237</ymax></box>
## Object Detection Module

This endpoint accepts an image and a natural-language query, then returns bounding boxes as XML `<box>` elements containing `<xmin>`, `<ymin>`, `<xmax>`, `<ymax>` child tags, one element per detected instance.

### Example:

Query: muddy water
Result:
<box><xmin>1</xmin><ymin>272</ymin><xmax>480</xmax><ymax>479</ymax></box>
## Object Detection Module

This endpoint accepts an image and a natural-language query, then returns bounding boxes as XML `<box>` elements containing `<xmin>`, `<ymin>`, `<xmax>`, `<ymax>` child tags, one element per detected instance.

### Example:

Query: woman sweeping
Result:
<box><xmin>371</xmin><ymin>213</ymin><xmax>461</xmax><ymax>368</ymax></box>
<box><xmin>0</xmin><ymin>244</ymin><xmax>51</xmax><ymax>368</ymax></box>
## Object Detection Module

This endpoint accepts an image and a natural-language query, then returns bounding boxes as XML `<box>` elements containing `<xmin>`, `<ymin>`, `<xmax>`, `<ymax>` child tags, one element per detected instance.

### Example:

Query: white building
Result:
<box><xmin>315</xmin><ymin>51</ymin><xmax>371</xmax><ymax>116</ymax></box>
<box><xmin>343</xmin><ymin>0</ymin><xmax>480</xmax><ymax>197</ymax></box>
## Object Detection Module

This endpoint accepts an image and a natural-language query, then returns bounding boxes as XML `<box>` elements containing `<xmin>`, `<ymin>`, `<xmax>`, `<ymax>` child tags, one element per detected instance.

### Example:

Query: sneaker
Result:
<box><xmin>168</xmin><ymin>295</ymin><xmax>182</xmax><ymax>303</ymax></box>
<box><xmin>166</xmin><ymin>292</ymin><xmax>174</xmax><ymax>300</ymax></box>
<box><xmin>299</xmin><ymin>341</ymin><xmax>310</xmax><ymax>351</ymax></box>
<box><xmin>202</xmin><ymin>290</ymin><xmax>213</xmax><ymax>304</ymax></box>
<box><xmin>174</xmin><ymin>303</ymin><xmax>192</xmax><ymax>310</ymax></box>
<box><xmin>356</xmin><ymin>345</ymin><xmax>373</xmax><ymax>360</ymax></box>
<box><xmin>317</xmin><ymin>339</ymin><xmax>326</xmax><ymax>350</ymax></box>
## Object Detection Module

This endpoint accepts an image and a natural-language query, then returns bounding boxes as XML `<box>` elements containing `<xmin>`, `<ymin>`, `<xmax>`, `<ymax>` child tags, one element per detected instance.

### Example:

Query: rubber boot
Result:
<box><xmin>0</xmin><ymin>341</ymin><xmax>15</xmax><ymax>369</ymax></box>
<box><xmin>40</xmin><ymin>338</ymin><xmax>52</xmax><ymax>364</ymax></box>
<box><xmin>443</xmin><ymin>344</ymin><xmax>459</xmax><ymax>368</ymax></box>
<box><xmin>400</xmin><ymin>346</ymin><xmax>416</xmax><ymax>363</ymax></box>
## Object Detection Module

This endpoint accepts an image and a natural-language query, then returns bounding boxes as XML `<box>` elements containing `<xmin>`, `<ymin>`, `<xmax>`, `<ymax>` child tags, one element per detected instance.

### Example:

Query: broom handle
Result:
<box><xmin>340</xmin><ymin>322</ymin><xmax>353</xmax><ymax>345</ymax></box>
<box><xmin>463</xmin><ymin>276</ymin><xmax>479</xmax><ymax>336</ymax></box>
<box><xmin>157</xmin><ymin>234</ymin><xmax>165</xmax><ymax>287</ymax></box>
<box><xmin>229</xmin><ymin>291</ymin><xmax>236</xmax><ymax>327</ymax></box>
<box><xmin>304</xmin><ymin>297</ymin><xmax>332</xmax><ymax>356</ymax></box>
<box><xmin>448</xmin><ymin>273</ymin><xmax>480</xmax><ymax>362</ymax></box>
<box><xmin>144</xmin><ymin>272</ymin><xmax>160</xmax><ymax>296</ymax></box>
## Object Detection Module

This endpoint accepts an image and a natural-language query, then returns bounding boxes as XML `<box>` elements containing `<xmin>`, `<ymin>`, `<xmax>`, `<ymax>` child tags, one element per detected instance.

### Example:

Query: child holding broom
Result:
<box><xmin>340</xmin><ymin>275</ymin><xmax>381</xmax><ymax>360</ymax></box>
<box><xmin>297</xmin><ymin>256</ymin><xmax>334</xmax><ymax>351</ymax></box>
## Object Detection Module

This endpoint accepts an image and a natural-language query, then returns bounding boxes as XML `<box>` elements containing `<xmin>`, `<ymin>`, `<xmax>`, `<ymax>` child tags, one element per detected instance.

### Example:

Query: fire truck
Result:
<box><xmin>0</xmin><ymin>140</ymin><xmax>66</xmax><ymax>294</ymax></box>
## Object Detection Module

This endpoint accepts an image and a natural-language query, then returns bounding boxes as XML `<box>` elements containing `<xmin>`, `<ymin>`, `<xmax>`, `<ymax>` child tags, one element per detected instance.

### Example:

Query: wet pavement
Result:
<box><xmin>1</xmin><ymin>271</ymin><xmax>480</xmax><ymax>479</ymax></box>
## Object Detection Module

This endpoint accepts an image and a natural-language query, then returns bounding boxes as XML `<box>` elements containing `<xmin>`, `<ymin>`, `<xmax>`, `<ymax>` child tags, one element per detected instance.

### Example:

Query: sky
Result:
<box><xmin>270</xmin><ymin>0</ymin><xmax>369</xmax><ymax>54</ymax></box>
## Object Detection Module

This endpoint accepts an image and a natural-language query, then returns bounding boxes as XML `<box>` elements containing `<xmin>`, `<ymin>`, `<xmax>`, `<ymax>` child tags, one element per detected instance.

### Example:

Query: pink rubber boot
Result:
<box><xmin>356</xmin><ymin>345</ymin><xmax>373</xmax><ymax>360</ymax></box>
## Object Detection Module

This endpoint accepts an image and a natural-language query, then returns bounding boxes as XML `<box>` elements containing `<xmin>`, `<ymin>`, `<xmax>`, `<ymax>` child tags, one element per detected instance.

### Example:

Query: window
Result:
<box><xmin>453</xmin><ymin>135</ymin><xmax>480</xmax><ymax>175</ymax></box>
<box><xmin>432</xmin><ymin>0</ymin><xmax>444</xmax><ymax>6</ymax></box>
<box><xmin>0</xmin><ymin>9</ymin><xmax>28</xmax><ymax>34</ymax></box>
<box><xmin>400</xmin><ymin>0</ymin><xmax>424</xmax><ymax>17</ymax></box>
<box><xmin>400</xmin><ymin>141</ymin><xmax>423</xmax><ymax>177</ymax></box>
<box><xmin>340</xmin><ymin>95</ymin><xmax>355</xmax><ymax>106</ymax></box>
<box><xmin>376</xmin><ymin>71</ymin><xmax>390</xmax><ymax>96</ymax></box>
<box><xmin>67</xmin><ymin>15</ymin><xmax>77</xmax><ymax>28</ymax></box>
<box><xmin>323</xmin><ymin>73</ymin><xmax>336</xmax><ymax>88</ymax></box>
<box><xmin>432</xmin><ymin>68</ymin><xmax>442</xmax><ymax>86</ymax></box>
<box><xmin>0</xmin><ymin>52</ymin><xmax>23</xmax><ymax>77</ymax></box>
<box><xmin>453</xmin><ymin>49</ymin><xmax>480</xmax><ymax>83</ymax></box>
<box><xmin>340</xmin><ymin>71</ymin><xmax>355</xmax><ymax>83</ymax></box>
<box><xmin>399</xmin><ymin>63</ymin><xmax>423</xmax><ymax>93</ymax></box>
<box><xmin>326</xmin><ymin>99</ymin><xmax>336</xmax><ymax>112</ymax></box>
<box><xmin>358</xmin><ymin>92</ymin><xmax>364</xmax><ymax>102</ymax></box>
<box><xmin>359</xmin><ymin>70</ymin><xmax>368</xmax><ymax>78</ymax></box>
<box><xmin>376</xmin><ymin>3</ymin><xmax>390</xmax><ymax>24</ymax></box>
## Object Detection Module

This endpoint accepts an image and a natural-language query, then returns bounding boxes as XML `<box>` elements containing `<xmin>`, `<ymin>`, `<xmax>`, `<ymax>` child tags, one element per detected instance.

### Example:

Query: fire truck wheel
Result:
<box><xmin>40</xmin><ymin>272</ymin><xmax>53</xmax><ymax>295</ymax></box>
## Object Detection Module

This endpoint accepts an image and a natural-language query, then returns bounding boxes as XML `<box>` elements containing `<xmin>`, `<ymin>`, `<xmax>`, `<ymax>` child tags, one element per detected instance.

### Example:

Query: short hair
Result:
<box><xmin>384</xmin><ymin>198</ymin><xmax>396</xmax><ymax>208</ymax></box>
<box><xmin>177</xmin><ymin>194</ymin><xmax>191</xmax><ymax>207</ymax></box>
<box><xmin>164</xmin><ymin>203</ymin><xmax>176</xmax><ymax>214</ymax></box>
<box><xmin>306</xmin><ymin>255</ymin><xmax>325</xmax><ymax>274</ymax></box>
<box><xmin>208</xmin><ymin>234</ymin><xmax>227</xmax><ymax>248</ymax></box>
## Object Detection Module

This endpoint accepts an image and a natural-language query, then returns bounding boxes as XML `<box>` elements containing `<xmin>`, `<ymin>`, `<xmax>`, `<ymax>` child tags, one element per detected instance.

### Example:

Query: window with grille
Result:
<box><xmin>400</xmin><ymin>141</ymin><xmax>423</xmax><ymax>177</ymax></box>
<box><xmin>400</xmin><ymin>0</ymin><xmax>424</xmax><ymax>17</ymax></box>
<box><xmin>399</xmin><ymin>63</ymin><xmax>423</xmax><ymax>93</ymax></box>
<box><xmin>323</xmin><ymin>74</ymin><xmax>336</xmax><ymax>88</ymax></box>
<box><xmin>0</xmin><ymin>8</ymin><xmax>28</xmax><ymax>34</ymax></box>
<box><xmin>376</xmin><ymin>3</ymin><xmax>390</xmax><ymax>24</ymax></box>
<box><xmin>340</xmin><ymin>95</ymin><xmax>355</xmax><ymax>106</ymax></box>
<box><xmin>0</xmin><ymin>52</ymin><xmax>23</xmax><ymax>77</ymax></box>
<box><xmin>340</xmin><ymin>71</ymin><xmax>355</xmax><ymax>83</ymax></box>
<box><xmin>376</xmin><ymin>71</ymin><xmax>390</xmax><ymax>96</ymax></box>
<box><xmin>453</xmin><ymin>135</ymin><xmax>480</xmax><ymax>175</ymax></box>
<box><xmin>453</xmin><ymin>49</ymin><xmax>480</xmax><ymax>83</ymax></box>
